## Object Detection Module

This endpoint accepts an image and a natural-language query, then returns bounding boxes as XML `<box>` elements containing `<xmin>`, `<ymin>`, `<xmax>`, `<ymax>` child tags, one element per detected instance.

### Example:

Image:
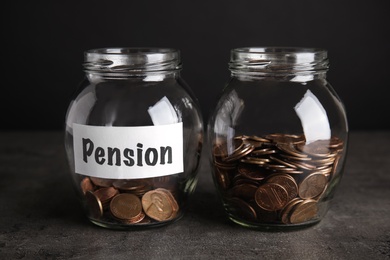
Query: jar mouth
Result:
<box><xmin>229</xmin><ymin>47</ymin><xmax>329</xmax><ymax>75</ymax></box>
<box><xmin>83</xmin><ymin>47</ymin><xmax>182</xmax><ymax>74</ymax></box>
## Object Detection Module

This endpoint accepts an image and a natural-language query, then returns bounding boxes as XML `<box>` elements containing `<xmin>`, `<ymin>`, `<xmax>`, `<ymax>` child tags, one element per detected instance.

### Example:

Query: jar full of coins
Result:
<box><xmin>207</xmin><ymin>47</ymin><xmax>348</xmax><ymax>230</ymax></box>
<box><xmin>64</xmin><ymin>48</ymin><xmax>203</xmax><ymax>229</ymax></box>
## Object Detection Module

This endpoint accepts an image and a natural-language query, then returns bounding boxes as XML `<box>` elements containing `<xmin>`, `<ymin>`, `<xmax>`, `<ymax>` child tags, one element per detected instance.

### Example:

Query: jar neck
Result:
<box><xmin>229</xmin><ymin>47</ymin><xmax>329</xmax><ymax>82</ymax></box>
<box><xmin>83</xmin><ymin>48</ymin><xmax>182</xmax><ymax>80</ymax></box>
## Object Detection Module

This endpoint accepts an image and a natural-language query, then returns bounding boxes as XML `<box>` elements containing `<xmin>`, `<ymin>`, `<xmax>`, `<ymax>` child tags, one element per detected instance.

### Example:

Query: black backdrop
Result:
<box><xmin>2</xmin><ymin>1</ymin><xmax>389</xmax><ymax>130</ymax></box>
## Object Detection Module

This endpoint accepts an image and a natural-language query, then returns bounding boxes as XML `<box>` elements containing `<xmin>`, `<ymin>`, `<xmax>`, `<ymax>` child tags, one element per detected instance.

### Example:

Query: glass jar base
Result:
<box><xmin>228</xmin><ymin>215</ymin><xmax>321</xmax><ymax>231</ymax></box>
<box><xmin>88</xmin><ymin>212</ymin><xmax>184</xmax><ymax>230</ymax></box>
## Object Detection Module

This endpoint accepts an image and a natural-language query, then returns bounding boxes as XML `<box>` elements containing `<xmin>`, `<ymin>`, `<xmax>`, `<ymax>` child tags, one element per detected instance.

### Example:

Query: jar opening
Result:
<box><xmin>83</xmin><ymin>48</ymin><xmax>182</xmax><ymax>74</ymax></box>
<box><xmin>229</xmin><ymin>47</ymin><xmax>329</xmax><ymax>77</ymax></box>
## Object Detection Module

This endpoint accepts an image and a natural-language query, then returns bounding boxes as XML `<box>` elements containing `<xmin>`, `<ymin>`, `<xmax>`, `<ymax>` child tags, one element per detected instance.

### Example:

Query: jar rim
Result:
<box><xmin>229</xmin><ymin>46</ymin><xmax>329</xmax><ymax>75</ymax></box>
<box><xmin>83</xmin><ymin>47</ymin><xmax>182</xmax><ymax>74</ymax></box>
<box><xmin>86</xmin><ymin>47</ymin><xmax>179</xmax><ymax>55</ymax></box>
<box><xmin>233</xmin><ymin>47</ymin><xmax>327</xmax><ymax>55</ymax></box>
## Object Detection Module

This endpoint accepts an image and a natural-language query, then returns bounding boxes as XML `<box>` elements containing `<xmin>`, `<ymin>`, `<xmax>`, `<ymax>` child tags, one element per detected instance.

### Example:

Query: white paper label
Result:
<box><xmin>73</xmin><ymin>123</ymin><xmax>183</xmax><ymax>179</ymax></box>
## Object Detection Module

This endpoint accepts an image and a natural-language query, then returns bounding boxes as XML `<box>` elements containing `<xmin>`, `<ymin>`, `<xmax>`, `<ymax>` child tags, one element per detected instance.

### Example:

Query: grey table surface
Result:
<box><xmin>0</xmin><ymin>131</ymin><xmax>389</xmax><ymax>260</ymax></box>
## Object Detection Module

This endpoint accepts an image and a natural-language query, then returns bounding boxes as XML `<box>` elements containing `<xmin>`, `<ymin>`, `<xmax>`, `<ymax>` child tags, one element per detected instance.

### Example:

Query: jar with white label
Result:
<box><xmin>64</xmin><ymin>48</ymin><xmax>203</xmax><ymax>229</ymax></box>
<box><xmin>207</xmin><ymin>47</ymin><xmax>348</xmax><ymax>230</ymax></box>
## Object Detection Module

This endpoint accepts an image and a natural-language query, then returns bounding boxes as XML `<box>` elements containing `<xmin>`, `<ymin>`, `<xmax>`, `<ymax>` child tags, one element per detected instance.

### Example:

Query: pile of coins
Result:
<box><xmin>212</xmin><ymin>133</ymin><xmax>344</xmax><ymax>225</ymax></box>
<box><xmin>80</xmin><ymin>176</ymin><xmax>179</xmax><ymax>225</ymax></box>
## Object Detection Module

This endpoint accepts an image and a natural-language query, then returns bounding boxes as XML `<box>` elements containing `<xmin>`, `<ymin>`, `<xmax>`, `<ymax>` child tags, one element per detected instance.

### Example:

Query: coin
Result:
<box><xmin>269</xmin><ymin>156</ymin><xmax>298</xmax><ymax>169</ymax></box>
<box><xmin>280</xmin><ymin>198</ymin><xmax>303</xmax><ymax>224</ymax></box>
<box><xmin>110</xmin><ymin>193</ymin><xmax>143</xmax><ymax>221</ymax></box>
<box><xmin>224</xmin><ymin>143</ymin><xmax>255</xmax><ymax>162</ymax></box>
<box><xmin>214</xmin><ymin>158</ymin><xmax>237</xmax><ymax>169</ymax></box>
<box><xmin>238</xmin><ymin>164</ymin><xmax>268</xmax><ymax>181</ymax></box>
<box><xmin>247</xmin><ymin>135</ymin><xmax>271</xmax><ymax>143</ymax></box>
<box><xmin>113</xmin><ymin>179</ymin><xmax>153</xmax><ymax>197</ymax></box>
<box><xmin>119</xmin><ymin>211</ymin><xmax>146</xmax><ymax>224</ymax></box>
<box><xmin>155</xmin><ymin>188</ymin><xmax>179</xmax><ymax>215</ymax></box>
<box><xmin>252</xmin><ymin>202</ymin><xmax>279</xmax><ymax>223</ymax></box>
<box><xmin>251</xmin><ymin>148</ymin><xmax>277</xmax><ymax>156</ymax></box>
<box><xmin>298</xmin><ymin>172</ymin><xmax>328</xmax><ymax>199</ymax></box>
<box><xmin>297</xmin><ymin>140</ymin><xmax>332</xmax><ymax>158</ymax></box>
<box><xmin>214</xmin><ymin>167</ymin><xmax>231</xmax><ymax>190</ymax></box>
<box><xmin>94</xmin><ymin>187</ymin><xmax>119</xmax><ymax>206</ymax></box>
<box><xmin>228</xmin><ymin>197</ymin><xmax>257</xmax><ymax>221</ymax></box>
<box><xmin>240</xmin><ymin>157</ymin><xmax>270</xmax><ymax>165</ymax></box>
<box><xmin>277</xmin><ymin>143</ymin><xmax>308</xmax><ymax>158</ymax></box>
<box><xmin>211</xmin><ymin>132</ymin><xmax>344</xmax><ymax>226</ymax></box>
<box><xmin>266</xmin><ymin>173</ymin><xmax>298</xmax><ymax>201</ymax></box>
<box><xmin>90</xmin><ymin>177</ymin><xmax>114</xmax><ymax>187</ymax></box>
<box><xmin>265</xmin><ymin>133</ymin><xmax>305</xmax><ymax>145</ymax></box>
<box><xmin>331</xmin><ymin>154</ymin><xmax>342</xmax><ymax>178</ymax></box>
<box><xmin>255</xmin><ymin>183</ymin><xmax>289</xmax><ymax>211</ymax></box>
<box><xmin>242</xmin><ymin>139</ymin><xmax>263</xmax><ymax>149</ymax></box>
<box><xmin>80</xmin><ymin>177</ymin><xmax>94</xmax><ymax>194</ymax></box>
<box><xmin>213</xmin><ymin>144</ymin><xmax>228</xmax><ymax>159</ymax></box>
<box><xmin>85</xmin><ymin>190</ymin><xmax>103</xmax><ymax>219</ymax></box>
<box><xmin>289</xmin><ymin>199</ymin><xmax>318</xmax><ymax>224</ymax></box>
<box><xmin>113</xmin><ymin>179</ymin><xmax>146</xmax><ymax>191</ymax></box>
<box><xmin>328</xmin><ymin>136</ymin><xmax>344</xmax><ymax>149</ymax></box>
<box><xmin>231</xmin><ymin>183</ymin><xmax>258</xmax><ymax>200</ymax></box>
<box><xmin>142</xmin><ymin>189</ymin><xmax>175</xmax><ymax>221</ymax></box>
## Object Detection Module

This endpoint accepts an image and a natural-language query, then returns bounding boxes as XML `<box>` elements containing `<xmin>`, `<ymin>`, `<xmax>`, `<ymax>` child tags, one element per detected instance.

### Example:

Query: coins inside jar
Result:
<box><xmin>212</xmin><ymin>133</ymin><xmax>344</xmax><ymax>225</ymax></box>
<box><xmin>80</xmin><ymin>175</ymin><xmax>180</xmax><ymax>225</ymax></box>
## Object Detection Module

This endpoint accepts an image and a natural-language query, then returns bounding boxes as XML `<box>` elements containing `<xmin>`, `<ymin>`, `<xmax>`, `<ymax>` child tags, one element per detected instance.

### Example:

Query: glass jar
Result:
<box><xmin>64</xmin><ymin>48</ymin><xmax>203</xmax><ymax>229</ymax></box>
<box><xmin>207</xmin><ymin>47</ymin><xmax>348</xmax><ymax>230</ymax></box>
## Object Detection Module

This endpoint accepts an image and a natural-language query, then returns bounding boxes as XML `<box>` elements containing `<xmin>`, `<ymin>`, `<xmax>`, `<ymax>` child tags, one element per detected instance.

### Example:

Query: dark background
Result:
<box><xmin>2</xmin><ymin>1</ymin><xmax>389</xmax><ymax>131</ymax></box>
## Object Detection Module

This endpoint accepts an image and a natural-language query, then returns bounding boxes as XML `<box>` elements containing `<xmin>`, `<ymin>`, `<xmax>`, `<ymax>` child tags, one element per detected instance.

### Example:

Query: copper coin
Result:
<box><xmin>94</xmin><ymin>187</ymin><xmax>119</xmax><ymax>205</ymax></box>
<box><xmin>280</xmin><ymin>198</ymin><xmax>303</xmax><ymax>224</ymax></box>
<box><xmin>277</xmin><ymin>143</ymin><xmax>308</xmax><ymax>158</ymax></box>
<box><xmin>155</xmin><ymin>188</ymin><xmax>179</xmax><ymax>216</ymax></box>
<box><xmin>251</xmin><ymin>202</ymin><xmax>279</xmax><ymax>223</ymax></box>
<box><xmin>110</xmin><ymin>193</ymin><xmax>143</xmax><ymax>221</ymax></box>
<box><xmin>289</xmin><ymin>199</ymin><xmax>318</xmax><ymax>224</ymax></box>
<box><xmin>265</xmin><ymin>133</ymin><xmax>305</xmax><ymax>144</ymax></box>
<box><xmin>328</xmin><ymin>136</ymin><xmax>344</xmax><ymax>149</ymax></box>
<box><xmin>119</xmin><ymin>212</ymin><xmax>146</xmax><ymax>224</ymax></box>
<box><xmin>224</xmin><ymin>143</ymin><xmax>255</xmax><ymax>162</ymax></box>
<box><xmin>226</xmin><ymin>138</ymin><xmax>245</xmax><ymax>156</ymax></box>
<box><xmin>298</xmin><ymin>172</ymin><xmax>328</xmax><ymax>199</ymax></box>
<box><xmin>80</xmin><ymin>177</ymin><xmax>94</xmax><ymax>195</ymax></box>
<box><xmin>233</xmin><ymin>178</ymin><xmax>260</xmax><ymax>187</ymax></box>
<box><xmin>240</xmin><ymin>157</ymin><xmax>270</xmax><ymax>165</ymax></box>
<box><xmin>247</xmin><ymin>135</ymin><xmax>271</xmax><ymax>143</ymax></box>
<box><xmin>297</xmin><ymin>140</ymin><xmax>331</xmax><ymax>158</ymax></box>
<box><xmin>213</xmin><ymin>143</ymin><xmax>228</xmax><ymax>158</ymax></box>
<box><xmin>251</xmin><ymin>148</ymin><xmax>277</xmax><ymax>156</ymax></box>
<box><xmin>269</xmin><ymin>156</ymin><xmax>298</xmax><ymax>169</ymax></box>
<box><xmin>214</xmin><ymin>158</ymin><xmax>237</xmax><ymax>169</ymax></box>
<box><xmin>238</xmin><ymin>164</ymin><xmax>268</xmax><ymax>181</ymax></box>
<box><xmin>266</xmin><ymin>174</ymin><xmax>298</xmax><ymax>201</ymax></box>
<box><xmin>231</xmin><ymin>184</ymin><xmax>258</xmax><ymax>200</ymax></box>
<box><xmin>85</xmin><ymin>190</ymin><xmax>103</xmax><ymax>219</ymax></box>
<box><xmin>214</xmin><ymin>167</ymin><xmax>231</xmax><ymax>190</ymax></box>
<box><xmin>255</xmin><ymin>183</ymin><xmax>289</xmax><ymax>211</ymax></box>
<box><xmin>243</xmin><ymin>138</ymin><xmax>264</xmax><ymax>148</ymax></box>
<box><xmin>142</xmin><ymin>189</ymin><xmax>174</xmax><ymax>221</ymax></box>
<box><xmin>279</xmin><ymin>153</ymin><xmax>312</xmax><ymax>161</ymax></box>
<box><xmin>112</xmin><ymin>179</ymin><xmax>146</xmax><ymax>191</ymax></box>
<box><xmin>331</xmin><ymin>154</ymin><xmax>342</xmax><ymax>178</ymax></box>
<box><xmin>228</xmin><ymin>197</ymin><xmax>257</xmax><ymax>221</ymax></box>
<box><xmin>90</xmin><ymin>177</ymin><xmax>114</xmax><ymax>187</ymax></box>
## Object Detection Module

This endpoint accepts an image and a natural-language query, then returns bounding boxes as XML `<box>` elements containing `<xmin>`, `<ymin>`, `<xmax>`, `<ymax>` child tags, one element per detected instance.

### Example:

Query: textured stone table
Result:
<box><xmin>0</xmin><ymin>131</ymin><xmax>389</xmax><ymax>259</ymax></box>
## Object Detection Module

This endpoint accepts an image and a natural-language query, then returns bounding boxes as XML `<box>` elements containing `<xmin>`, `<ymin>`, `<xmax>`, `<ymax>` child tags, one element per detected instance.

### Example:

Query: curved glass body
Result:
<box><xmin>65</xmin><ymin>48</ymin><xmax>203</xmax><ymax>229</ymax></box>
<box><xmin>207</xmin><ymin>47</ymin><xmax>348</xmax><ymax>230</ymax></box>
